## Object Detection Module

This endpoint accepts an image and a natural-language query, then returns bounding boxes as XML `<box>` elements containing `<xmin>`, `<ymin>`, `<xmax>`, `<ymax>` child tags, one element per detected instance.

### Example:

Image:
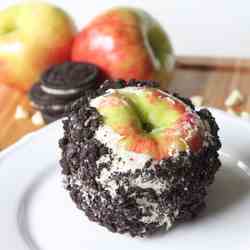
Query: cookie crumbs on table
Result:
<box><xmin>225</xmin><ymin>89</ymin><xmax>244</xmax><ymax>107</ymax></box>
<box><xmin>32</xmin><ymin>111</ymin><xmax>45</xmax><ymax>126</ymax></box>
<box><xmin>190</xmin><ymin>95</ymin><xmax>204</xmax><ymax>107</ymax></box>
<box><xmin>15</xmin><ymin>105</ymin><xmax>29</xmax><ymax>120</ymax></box>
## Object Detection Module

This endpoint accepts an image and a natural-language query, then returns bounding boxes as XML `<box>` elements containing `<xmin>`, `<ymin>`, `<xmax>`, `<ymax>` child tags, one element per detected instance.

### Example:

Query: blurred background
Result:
<box><xmin>2</xmin><ymin>0</ymin><xmax>250</xmax><ymax>58</ymax></box>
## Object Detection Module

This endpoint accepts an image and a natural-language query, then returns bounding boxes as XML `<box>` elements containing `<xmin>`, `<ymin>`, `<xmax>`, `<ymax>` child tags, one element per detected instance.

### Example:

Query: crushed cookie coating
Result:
<box><xmin>59</xmin><ymin>79</ymin><xmax>221</xmax><ymax>237</ymax></box>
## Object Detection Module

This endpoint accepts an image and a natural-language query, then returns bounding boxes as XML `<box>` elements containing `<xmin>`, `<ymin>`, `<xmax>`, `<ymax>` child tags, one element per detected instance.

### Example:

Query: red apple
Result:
<box><xmin>71</xmin><ymin>7</ymin><xmax>175</xmax><ymax>87</ymax></box>
<box><xmin>0</xmin><ymin>2</ymin><xmax>76</xmax><ymax>92</ymax></box>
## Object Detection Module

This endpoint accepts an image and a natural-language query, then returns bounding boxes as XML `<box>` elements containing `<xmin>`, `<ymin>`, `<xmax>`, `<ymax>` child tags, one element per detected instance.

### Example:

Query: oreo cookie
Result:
<box><xmin>28</xmin><ymin>61</ymin><xmax>103</xmax><ymax>124</ymax></box>
<box><xmin>29</xmin><ymin>83</ymin><xmax>75</xmax><ymax>112</ymax></box>
<box><xmin>41</xmin><ymin>61</ymin><xmax>100</xmax><ymax>96</ymax></box>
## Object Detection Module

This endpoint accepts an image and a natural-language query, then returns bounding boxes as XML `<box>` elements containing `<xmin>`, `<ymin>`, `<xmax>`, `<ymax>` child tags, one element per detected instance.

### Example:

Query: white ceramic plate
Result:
<box><xmin>0</xmin><ymin>108</ymin><xmax>250</xmax><ymax>250</ymax></box>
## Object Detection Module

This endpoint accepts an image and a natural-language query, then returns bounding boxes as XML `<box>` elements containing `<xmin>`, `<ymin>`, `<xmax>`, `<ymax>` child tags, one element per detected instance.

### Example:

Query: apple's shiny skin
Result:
<box><xmin>0</xmin><ymin>2</ymin><xmax>75</xmax><ymax>91</ymax></box>
<box><xmin>72</xmin><ymin>7</ymin><xmax>175</xmax><ymax>87</ymax></box>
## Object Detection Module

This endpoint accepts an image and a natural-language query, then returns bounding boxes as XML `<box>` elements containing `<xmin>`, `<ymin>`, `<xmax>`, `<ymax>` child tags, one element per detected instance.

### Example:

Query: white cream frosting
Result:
<box><xmin>91</xmin><ymin>124</ymin><xmax>172</xmax><ymax>225</ymax></box>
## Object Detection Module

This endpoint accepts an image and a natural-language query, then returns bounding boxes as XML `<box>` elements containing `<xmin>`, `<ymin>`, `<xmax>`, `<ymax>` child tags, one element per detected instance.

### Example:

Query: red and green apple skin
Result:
<box><xmin>92</xmin><ymin>87</ymin><xmax>204</xmax><ymax>160</ymax></box>
<box><xmin>71</xmin><ymin>7</ymin><xmax>175</xmax><ymax>87</ymax></box>
<box><xmin>0</xmin><ymin>2</ymin><xmax>76</xmax><ymax>92</ymax></box>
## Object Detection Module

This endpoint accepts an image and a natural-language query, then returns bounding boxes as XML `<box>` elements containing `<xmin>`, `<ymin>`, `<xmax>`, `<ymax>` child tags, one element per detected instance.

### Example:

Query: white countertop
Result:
<box><xmin>1</xmin><ymin>0</ymin><xmax>250</xmax><ymax>58</ymax></box>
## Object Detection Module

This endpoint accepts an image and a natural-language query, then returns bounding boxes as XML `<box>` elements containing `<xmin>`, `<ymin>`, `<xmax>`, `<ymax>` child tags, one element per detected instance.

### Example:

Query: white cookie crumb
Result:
<box><xmin>227</xmin><ymin>108</ymin><xmax>239</xmax><ymax>116</ymax></box>
<box><xmin>240</xmin><ymin>111</ymin><xmax>250</xmax><ymax>120</ymax></box>
<box><xmin>15</xmin><ymin>105</ymin><xmax>29</xmax><ymax>120</ymax></box>
<box><xmin>190</xmin><ymin>95</ymin><xmax>203</xmax><ymax>107</ymax></box>
<box><xmin>32</xmin><ymin>111</ymin><xmax>45</xmax><ymax>126</ymax></box>
<box><xmin>225</xmin><ymin>89</ymin><xmax>244</xmax><ymax>107</ymax></box>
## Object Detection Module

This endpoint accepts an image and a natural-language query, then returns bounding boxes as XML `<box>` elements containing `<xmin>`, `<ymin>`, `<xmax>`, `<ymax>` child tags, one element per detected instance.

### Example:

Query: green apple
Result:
<box><xmin>92</xmin><ymin>87</ymin><xmax>204</xmax><ymax>159</ymax></box>
<box><xmin>0</xmin><ymin>2</ymin><xmax>75</xmax><ymax>91</ymax></box>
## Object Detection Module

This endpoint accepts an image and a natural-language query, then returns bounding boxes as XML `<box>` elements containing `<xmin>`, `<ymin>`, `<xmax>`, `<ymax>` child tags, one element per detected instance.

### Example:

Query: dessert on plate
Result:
<box><xmin>59</xmin><ymin>79</ymin><xmax>221</xmax><ymax>237</ymax></box>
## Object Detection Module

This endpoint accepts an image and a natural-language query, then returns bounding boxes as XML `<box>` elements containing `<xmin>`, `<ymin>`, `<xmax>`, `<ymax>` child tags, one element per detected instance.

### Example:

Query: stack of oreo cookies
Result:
<box><xmin>29</xmin><ymin>61</ymin><xmax>101</xmax><ymax>123</ymax></box>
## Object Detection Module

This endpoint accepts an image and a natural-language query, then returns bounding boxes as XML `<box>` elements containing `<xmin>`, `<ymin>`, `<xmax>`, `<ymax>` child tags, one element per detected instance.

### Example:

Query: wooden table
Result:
<box><xmin>170</xmin><ymin>56</ymin><xmax>250</xmax><ymax>111</ymax></box>
<box><xmin>0</xmin><ymin>56</ymin><xmax>250</xmax><ymax>150</ymax></box>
